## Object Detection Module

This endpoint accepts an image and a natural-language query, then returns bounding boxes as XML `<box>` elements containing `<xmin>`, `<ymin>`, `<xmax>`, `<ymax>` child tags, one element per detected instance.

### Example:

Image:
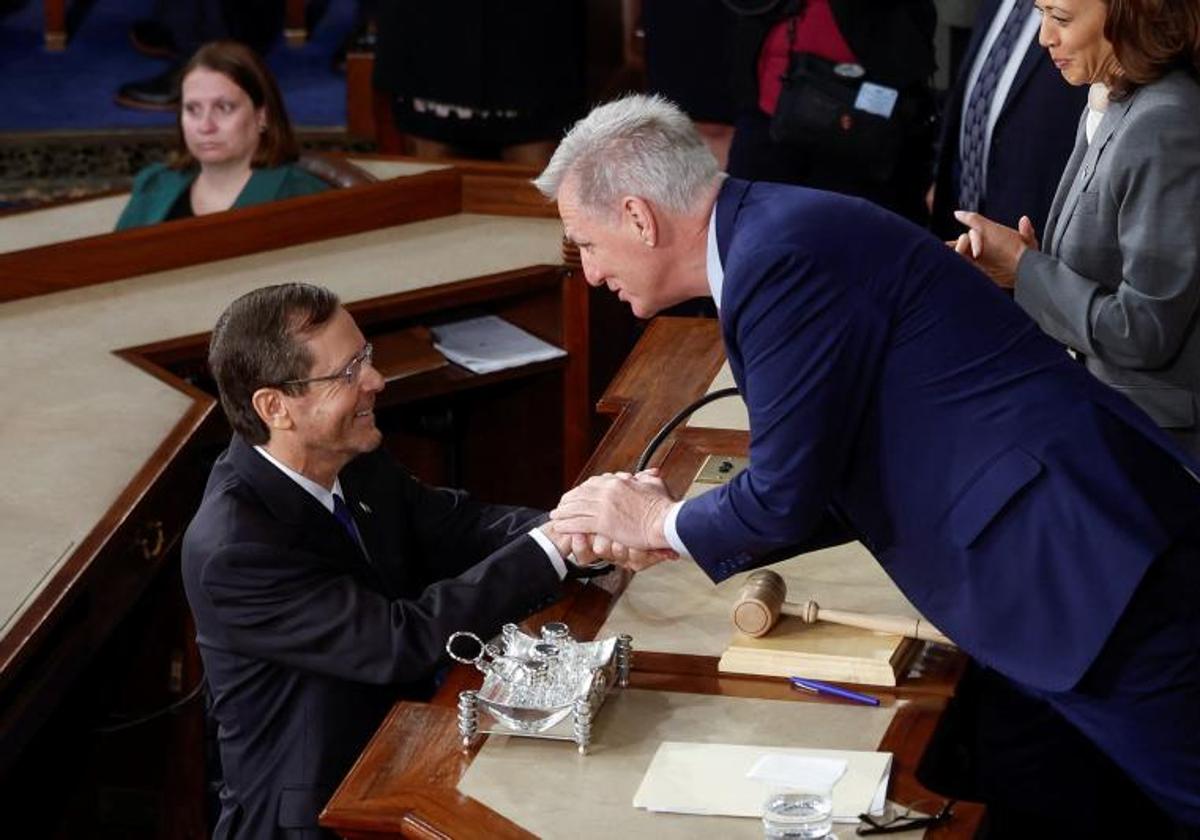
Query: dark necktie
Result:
<box><xmin>958</xmin><ymin>1</ymin><xmax>1031</xmax><ymax>211</ymax></box>
<box><xmin>333</xmin><ymin>494</ymin><xmax>364</xmax><ymax>552</ymax></box>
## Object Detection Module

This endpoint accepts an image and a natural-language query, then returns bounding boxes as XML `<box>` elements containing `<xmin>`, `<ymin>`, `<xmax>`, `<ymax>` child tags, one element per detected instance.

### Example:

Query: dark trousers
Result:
<box><xmin>924</xmin><ymin>536</ymin><xmax>1200</xmax><ymax>837</ymax></box>
<box><xmin>1033</xmin><ymin>535</ymin><xmax>1200</xmax><ymax>830</ymax></box>
<box><xmin>155</xmin><ymin>0</ymin><xmax>283</xmax><ymax>54</ymax></box>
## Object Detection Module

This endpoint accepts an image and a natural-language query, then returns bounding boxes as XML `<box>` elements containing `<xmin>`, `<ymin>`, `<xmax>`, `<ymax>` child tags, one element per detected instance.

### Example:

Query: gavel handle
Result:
<box><xmin>780</xmin><ymin>601</ymin><xmax>956</xmax><ymax>647</ymax></box>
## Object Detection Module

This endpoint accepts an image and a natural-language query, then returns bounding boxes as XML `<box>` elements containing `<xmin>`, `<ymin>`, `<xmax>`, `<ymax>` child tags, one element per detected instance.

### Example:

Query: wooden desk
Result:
<box><xmin>321</xmin><ymin>318</ymin><xmax>982</xmax><ymax>839</ymax></box>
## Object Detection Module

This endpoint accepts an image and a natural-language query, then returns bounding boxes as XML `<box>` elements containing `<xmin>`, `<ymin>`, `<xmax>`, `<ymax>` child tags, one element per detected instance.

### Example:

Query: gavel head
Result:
<box><xmin>731</xmin><ymin>569</ymin><xmax>788</xmax><ymax>637</ymax></box>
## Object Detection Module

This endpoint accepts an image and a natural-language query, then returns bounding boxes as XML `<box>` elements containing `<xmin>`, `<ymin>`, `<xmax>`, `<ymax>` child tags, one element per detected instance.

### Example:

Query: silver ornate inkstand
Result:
<box><xmin>447</xmin><ymin>621</ymin><xmax>632</xmax><ymax>754</ymax></box>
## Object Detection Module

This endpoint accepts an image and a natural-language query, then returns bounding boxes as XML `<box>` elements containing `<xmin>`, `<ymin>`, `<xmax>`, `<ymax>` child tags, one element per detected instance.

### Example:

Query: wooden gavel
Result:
<box><xmin>731</xmin><ymin>569</ymin><xmax>955</xmax><ymax>646</ymax></box>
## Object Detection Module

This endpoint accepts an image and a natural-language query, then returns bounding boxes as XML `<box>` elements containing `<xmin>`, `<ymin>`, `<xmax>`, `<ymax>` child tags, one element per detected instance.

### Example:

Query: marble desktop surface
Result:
<box><xmin>0</xmin><ymin>211</ymin><xmax>561</xmax><ymax>637</ymax></box>
<box><xmin>460</xmin><ymin>688</ymin><xmax>904</xmax><ymax>840</ymax></box>
<box><xmin>0</xmin><ymin>194</ymin><xmax>129</xmax><ymax>253</ymax></box>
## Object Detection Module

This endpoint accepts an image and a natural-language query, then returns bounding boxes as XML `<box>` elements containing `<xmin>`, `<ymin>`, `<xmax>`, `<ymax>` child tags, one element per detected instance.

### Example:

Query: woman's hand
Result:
<box><xmin>951</xmin><ymin>211</ymin><xmax>1040</xmax><ymax>289</ymax></box>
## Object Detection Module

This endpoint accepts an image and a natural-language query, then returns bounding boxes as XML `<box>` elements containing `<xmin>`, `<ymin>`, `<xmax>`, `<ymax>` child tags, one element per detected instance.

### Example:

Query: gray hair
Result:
<box><xmin>534</xmin><ymin>94</ymin><xmax>720</xmax><ymax>217</ymax></box>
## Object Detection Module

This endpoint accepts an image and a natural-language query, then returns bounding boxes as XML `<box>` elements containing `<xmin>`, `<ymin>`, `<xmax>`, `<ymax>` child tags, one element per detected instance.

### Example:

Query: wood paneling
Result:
<box><xmin>0</xmin><ymin>169</ymin><xmax>462</xmax><ymax>302</ymax></box>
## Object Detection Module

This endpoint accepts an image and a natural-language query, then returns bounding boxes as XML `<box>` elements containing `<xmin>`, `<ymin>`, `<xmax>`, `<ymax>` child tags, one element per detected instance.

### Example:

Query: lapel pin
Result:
<box><xmin>359</xmin><ymin>501</ymin><xmax>372</xmax><ymax>514</ymax></box>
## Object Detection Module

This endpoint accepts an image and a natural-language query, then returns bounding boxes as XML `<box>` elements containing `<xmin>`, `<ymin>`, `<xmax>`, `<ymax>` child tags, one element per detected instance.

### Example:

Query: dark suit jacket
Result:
<box><xmin>181</xmin><ymin>436</ymin><xmax>563</xmax><ymax>839</ymax></box>
<box><xmin>930</xmin><ymin>0</ymin><xmax>1087</xmax><ymax>238</ymax></box>
<box><xmin>678</xmin><ymin>178</ymin><xmax>1200</xmax><ymax>693</ymax></box>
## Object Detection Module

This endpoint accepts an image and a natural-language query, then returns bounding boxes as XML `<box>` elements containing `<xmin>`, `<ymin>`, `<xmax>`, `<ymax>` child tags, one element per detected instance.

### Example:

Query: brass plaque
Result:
<box><xmin>688</xmin><ymin>454</ymin><xmax>748</xmax><ymax>497</ymax></box>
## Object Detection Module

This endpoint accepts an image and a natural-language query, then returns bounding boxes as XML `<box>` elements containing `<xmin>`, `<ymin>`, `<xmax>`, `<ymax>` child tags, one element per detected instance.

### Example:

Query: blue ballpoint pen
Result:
<box><xmin>790</xmin><ymin>676</ymin><xmax>881</xmax><ymax>706</ymax></box>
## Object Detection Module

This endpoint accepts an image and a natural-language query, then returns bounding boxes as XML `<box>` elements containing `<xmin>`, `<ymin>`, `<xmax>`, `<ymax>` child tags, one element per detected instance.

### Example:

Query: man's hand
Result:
<box><xmin>551</xmin><ymin>469</ymin><xmax>675</xmax><ymax>552</ymax></box>
<box><xmin>951</xmin><ymin>210</ymin><xmax>1039</xmax><ymax>289</ymax></box>
<box><xmin>538</xmin><ymin>520</ymin><xmax>600</xmax><ymax>566</ymax></box>
<box><xmin>541</xmin><ymin>513</ymin><xmax>676</xmax><ymax>573</ymax></box>
<box><xmin>569</xmin><ymin>533</ymin><xmax>677</xmax><ymax>572</ymax></box>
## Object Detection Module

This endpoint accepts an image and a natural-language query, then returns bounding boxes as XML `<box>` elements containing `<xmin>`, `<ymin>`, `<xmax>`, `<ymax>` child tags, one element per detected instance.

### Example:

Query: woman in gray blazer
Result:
<box><xmin>953</xmin><ymin>0</ymin><xmax>1200</xmax><ymax>455</ymax></box>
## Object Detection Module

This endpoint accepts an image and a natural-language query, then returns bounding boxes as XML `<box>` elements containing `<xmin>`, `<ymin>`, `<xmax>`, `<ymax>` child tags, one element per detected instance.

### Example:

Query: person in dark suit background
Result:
<box><xmin>536</xmin><ymin>95</ymin><xmax>1200</xmax><ymax>832</ymax></box>
<box><xmin>183</xmin><ymin>283</ymin><xmax>612</xmax><ymax>838</ymax></box>
<box><xmin>929</xmin><ymin>0</ymin><xmax>1087</xmax><ymax>240</ymax></box>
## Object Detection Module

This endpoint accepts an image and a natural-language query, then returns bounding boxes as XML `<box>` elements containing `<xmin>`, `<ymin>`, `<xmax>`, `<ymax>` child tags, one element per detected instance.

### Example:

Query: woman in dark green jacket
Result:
<box><xmin>116</xmin><ymin>41</ymin><xmax>327</xmax><ymax>231</ymax></box>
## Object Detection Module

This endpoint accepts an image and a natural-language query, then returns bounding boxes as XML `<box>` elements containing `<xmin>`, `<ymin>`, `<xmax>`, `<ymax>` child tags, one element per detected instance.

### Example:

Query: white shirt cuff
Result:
<box><xmin>528</xmin><ymin>526</ymin><xmax>568</xmax><ymax>580</ymax></box>
<box><xmin>662</xmin><ymin>501</ymin><xmax>693</xmax><ymax>560</ymax></box>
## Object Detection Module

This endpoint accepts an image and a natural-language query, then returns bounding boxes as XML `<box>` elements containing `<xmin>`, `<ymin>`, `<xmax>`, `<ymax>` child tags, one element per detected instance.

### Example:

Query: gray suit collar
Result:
<box><xmin>1047</xmin><ymin>94</ymin><xmax>1133</xmax><ymax>253</ymax></box>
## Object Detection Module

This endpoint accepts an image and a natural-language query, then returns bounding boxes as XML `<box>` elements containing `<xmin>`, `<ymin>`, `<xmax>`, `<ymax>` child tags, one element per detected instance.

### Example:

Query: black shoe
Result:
<box><xmin>129</xmin><ymin>19</ymin><xmax>178</xmax><ymax>60</ymax></box>
<box><xmin>115</xmin><ymin>64</ymin><xmax>183</xmax><ymax>112</ymax></box>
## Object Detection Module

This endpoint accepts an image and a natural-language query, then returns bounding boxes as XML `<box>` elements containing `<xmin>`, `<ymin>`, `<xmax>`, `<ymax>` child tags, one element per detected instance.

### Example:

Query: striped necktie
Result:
<box><xmin>958</xmin><ymin>1</ymin><xmax>1032</xmax><ymax>211</ymax></box>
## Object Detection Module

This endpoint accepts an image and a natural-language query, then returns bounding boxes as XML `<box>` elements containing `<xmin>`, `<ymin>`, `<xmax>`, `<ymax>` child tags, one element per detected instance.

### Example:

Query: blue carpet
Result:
<box><xmin>0</xmin><ymin>0</ymin><xmax>355</xmax><ymax>132</ymax></box>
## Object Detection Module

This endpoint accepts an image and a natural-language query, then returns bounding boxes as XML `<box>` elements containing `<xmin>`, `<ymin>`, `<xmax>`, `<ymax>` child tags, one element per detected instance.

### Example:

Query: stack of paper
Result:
<box><xmin>632</xmin><ymin>741</ymin><xmax>891</xmax><ymax>823</ymax></box>
<box><xmin>431</xmin><ymin>315</ymin><xmax>565</xmax><ymax>374</ymax></box>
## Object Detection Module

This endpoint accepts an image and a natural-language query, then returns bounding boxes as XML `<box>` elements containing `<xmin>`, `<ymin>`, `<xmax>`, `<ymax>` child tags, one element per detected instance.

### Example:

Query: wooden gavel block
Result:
<box><xmin>731</xmin><ymin>569</ymin><xmax>954</xmax><ymax>646</ymax></box>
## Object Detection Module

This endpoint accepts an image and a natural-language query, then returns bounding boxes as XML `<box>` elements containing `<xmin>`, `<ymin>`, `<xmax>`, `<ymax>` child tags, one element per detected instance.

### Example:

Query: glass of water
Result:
<box><xmin>762</xmin><ymin>784</ymin><xmax>834</xmax><ymax>839</ymax></box>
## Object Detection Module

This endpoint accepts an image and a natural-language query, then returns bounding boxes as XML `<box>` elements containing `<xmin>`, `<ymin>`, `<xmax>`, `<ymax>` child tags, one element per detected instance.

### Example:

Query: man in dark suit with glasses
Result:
<box><xmin>182</xmin><ymin>282</ymin><xmax>601</xmax><ymax>838</ymax></box>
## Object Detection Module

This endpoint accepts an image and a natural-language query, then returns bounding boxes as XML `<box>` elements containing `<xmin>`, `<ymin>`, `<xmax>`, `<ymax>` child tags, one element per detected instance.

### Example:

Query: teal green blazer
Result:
<box><xmin>114</xmin><ymin>162</ymin><xmax>329</xmax><ymax>231</ymax></box>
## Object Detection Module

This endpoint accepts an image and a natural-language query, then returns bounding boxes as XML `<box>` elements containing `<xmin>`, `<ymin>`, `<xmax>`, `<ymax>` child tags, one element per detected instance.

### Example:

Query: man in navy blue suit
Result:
<box><xmin>929</xmin><ymin>0</ymin><xmax>1086</xmax><ymax>240</ymax></box>
<box><xmin>538</xmin><ymin>95</ymin><xmax>1200</xmax><ymax>830</ymax></box>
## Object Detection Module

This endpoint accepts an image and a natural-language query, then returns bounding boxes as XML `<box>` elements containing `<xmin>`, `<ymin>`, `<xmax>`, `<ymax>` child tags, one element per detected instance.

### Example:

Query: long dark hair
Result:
<box><xmin>169</xmin><ymin>40</ymin><xmax>299</xmax><ymax>170</ymax></box>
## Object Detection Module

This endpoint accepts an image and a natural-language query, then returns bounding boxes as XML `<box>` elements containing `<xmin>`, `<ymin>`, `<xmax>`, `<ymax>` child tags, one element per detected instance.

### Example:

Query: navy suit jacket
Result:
<box><xmin>678</xmin><ymin>178</ymin><xmax>1200</xmax><ymax>692</ymax></box>
<box><xmin>182</xmin><ymin>436</ymin><xmax>563</xmax><ymax>839</ymax></box>
<box><xmin>930</xmin><ymin>0</ymin><xmax>1087</xmax><ymax>238</ymax></box>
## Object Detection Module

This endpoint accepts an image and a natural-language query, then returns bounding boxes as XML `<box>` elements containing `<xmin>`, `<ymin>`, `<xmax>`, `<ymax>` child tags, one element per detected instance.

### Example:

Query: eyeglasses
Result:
<box><xmin>857</xmin><ymin>799</ymin><xmax>955</xmax><ymax>835</ymax></box>
<box><xmin>276</xmin><ymin>343</ymin><xmax>374</xmax><ymax>389</ymax></box>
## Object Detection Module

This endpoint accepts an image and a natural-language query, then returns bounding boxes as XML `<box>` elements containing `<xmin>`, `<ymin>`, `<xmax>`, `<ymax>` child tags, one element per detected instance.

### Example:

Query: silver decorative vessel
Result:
<box><xmin>448</xmin><ymin>622</ymin><xmax>632</xmax><ymax>754</ymax></box>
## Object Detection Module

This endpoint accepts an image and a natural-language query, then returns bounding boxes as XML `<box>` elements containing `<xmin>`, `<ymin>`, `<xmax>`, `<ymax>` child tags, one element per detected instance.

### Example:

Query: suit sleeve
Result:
<box><xmin>677</xmin><ymin>247</ymin><xmax>888</xmax><ymax>582</ymax></box>
<box><xmin>388</xmin><ymin>464</ymin><xmax>551</xmax><ymax>582</ymax></box>
<box><xmin>1015</xmin><ymin>103</ymin><xmax>1200</xmax><ymax>370</ymax></box>
<box><xmin>197</xmin><ymin>531</ymin><xmax>562</xmax><ymax>685</ymax></box>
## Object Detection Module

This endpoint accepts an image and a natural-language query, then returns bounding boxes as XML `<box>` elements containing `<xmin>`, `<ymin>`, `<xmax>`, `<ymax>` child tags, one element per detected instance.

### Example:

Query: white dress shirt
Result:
<box><xmin>1085</xmin><ymin>82</ymin><xmax>1108</xmax><ymax>143</ymax></box>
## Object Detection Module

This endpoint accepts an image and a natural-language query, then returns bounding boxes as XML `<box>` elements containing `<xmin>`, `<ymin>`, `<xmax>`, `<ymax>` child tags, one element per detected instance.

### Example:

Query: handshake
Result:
<box><xmin>539</xmin><ymin>468</ymin><xmax>681</xmax><ymax>572</ymax></box>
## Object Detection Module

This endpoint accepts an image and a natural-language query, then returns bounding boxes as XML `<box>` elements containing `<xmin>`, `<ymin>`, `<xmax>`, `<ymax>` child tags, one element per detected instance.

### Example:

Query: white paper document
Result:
<box><xmin>431</xmin><ymin>315</ymin><xmax>566</xmax><ymax>375</ymax></box>
<box><xmin>746</xmin><ymin>753</ymin><xmax>847</xmax><ymax>791</ymax></box>
<box><xmin>633</xmin><ymin>741</ymin><xmax>891</xmax><ymax>823</ymax></box>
